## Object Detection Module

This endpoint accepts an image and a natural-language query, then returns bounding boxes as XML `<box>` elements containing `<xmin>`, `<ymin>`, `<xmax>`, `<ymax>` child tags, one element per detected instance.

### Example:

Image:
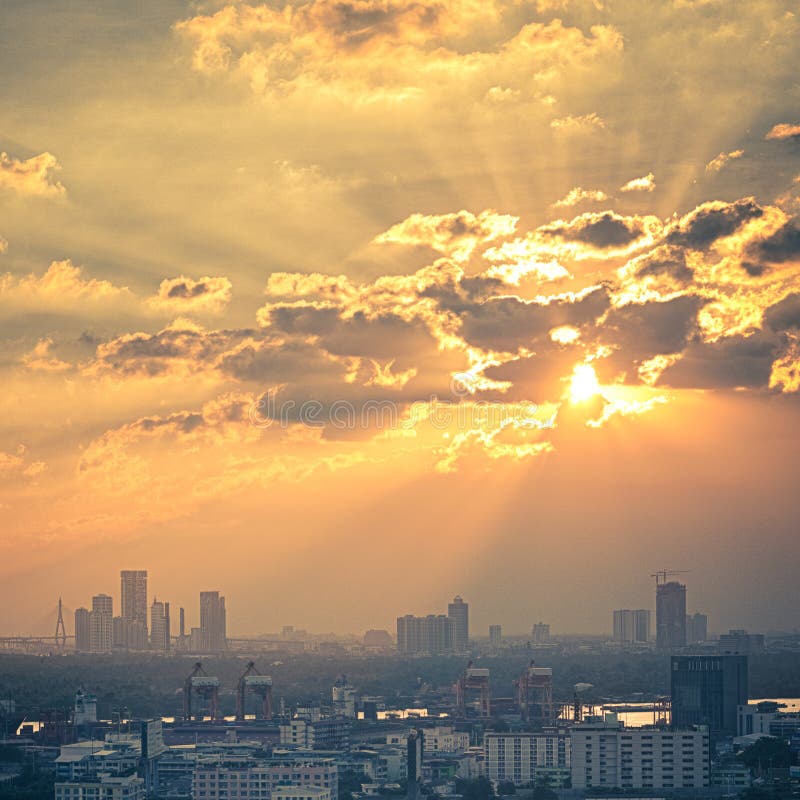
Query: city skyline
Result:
<box><xmin>8</xmin><ymin>569</ymin><xmax>789</xmax><ymax>644</ymax></box>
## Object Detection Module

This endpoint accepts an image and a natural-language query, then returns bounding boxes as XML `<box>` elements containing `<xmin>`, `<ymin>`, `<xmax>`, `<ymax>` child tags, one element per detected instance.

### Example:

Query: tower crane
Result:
<box><xmin>651</xmin><ymin>569</ymin><xmax>690</xmax><ymax>586</ymax></box>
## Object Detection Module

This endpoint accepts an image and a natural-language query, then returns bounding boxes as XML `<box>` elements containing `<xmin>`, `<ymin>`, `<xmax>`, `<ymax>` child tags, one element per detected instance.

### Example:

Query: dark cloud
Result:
<box><xmin>763</xmin><ymin>293</ymin><xmax>800</xmax><ymax>332</ymax></box>
<box><xmin>483</xmin><ymin>342</ymin><xmax>580</xmax><ymax>400</ymax></box>
<box><xmin>265</xmin><ymin>305</ymin><xmax>438</xmax><ymax>359</ymax></box>
<box><xmin>460</xmin><ymin>286</ymin><xmax>610</xmax><ymax>350</ymax></box>
<box><xmin>629</xmin><ymin>245</ymin><xmax>694</xmax><ymax>284</ymax></box>
<box><xmin>539</xmin><ymin>211</ymin><xmax>646</xmax><ymax>248</ymax></box>
<box><xmin>744</xmin><ymin>222</ymin><xmax>800</xmax><ymax>264</ymax></box>
<box><xmin>218</xmin><ymin>339</ymin><xmax>347</xmax><ymax>383</ymax></box>
<box><xmin>665</xmin><ymin>198</ymin><xmax>763</xmax><ymax>249</ymax></box>
<box><xmin>88</xmin><ymin>325</ymin><xmax>258</xmax><ymax>377</ymax></box>
<box><xmin>167</xmin><ymin>280</ymin><xmax>214</xmax><ymax>299</ymax></box>
<box><xmin>658</xmin><ymin>332</ymin><xmax>778</xmax><ymax>390</ymax></box>
<box><xmin>603</xmin><ymin>295</ymin><xmax>706</xmax><ymax>365</ymax></box>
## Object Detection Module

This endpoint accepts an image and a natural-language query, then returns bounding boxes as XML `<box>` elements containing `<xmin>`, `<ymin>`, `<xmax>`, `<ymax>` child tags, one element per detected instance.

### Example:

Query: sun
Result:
<box><xmin>569</xmin><ymin>363</ymin><xmax>602</xmax><ymax>403</ymax></box>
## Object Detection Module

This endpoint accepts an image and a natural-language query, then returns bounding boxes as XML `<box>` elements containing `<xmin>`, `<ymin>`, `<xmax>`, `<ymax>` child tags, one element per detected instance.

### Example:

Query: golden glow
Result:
<box><xmin>549</xmin><ymin>325</ymin><xmax>581</xmax><ymax>345</ymax></box>
<box><xmin>568</xmin><ymin>363</ymin><xmax>602</xmax><ymax>403</ymax></box>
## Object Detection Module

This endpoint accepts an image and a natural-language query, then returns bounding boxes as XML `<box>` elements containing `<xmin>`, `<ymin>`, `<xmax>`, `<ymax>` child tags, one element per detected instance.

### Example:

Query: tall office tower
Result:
<box><xmin>656</xmin><ymin>581</ymin><xmax>686</xmax><ymax>650</ymax></box>
<box><xmin>448</xmin><ymin>596</ymin><xmax>469</xmax><ymax>652</ymax></box>
<box><xmin>120</xmin><ymin>570</ymin><xmax>148</xmax><ymax>633</ymax></box>
<box><xmin>686</xmin><ymin>612</ymin><xmax>708</xmax><ymax>643</ymax></box>
<box><xmin>613</xmin><ymin>610</ymin><xmax>651</xmax><ymax>644</ymax></box>
<box><xmin>150</xmin><ymin>598</ymin><xmax>171</xmax><ymax>651</ymax></box>
<box><xmin>74</xmin><ymin>607</ymin><xmax>90</xmax><ymax>652</ymax></box>
<box><xmin>200</xmin><ymin>591</ymin><xmax>227</xmax><ymax>651</ymax></box>
<box><xmin>671</xmin><ymin>654</ymin><xmax>748</xmax><ymax>736</ymax></box>
<box><xmin>489</xmin><ymin>625</ymin><xmax>502</xmax><ymax>647</ymax></box>
<box><xmin>89</xmin><ymin>593</ymin><xmax>113</xmax><ymax>653</ymax></box>
<box><xmin>532</xmin><ymin>622</ymin><xmax>550</xmax><ymax>644</ymax></box>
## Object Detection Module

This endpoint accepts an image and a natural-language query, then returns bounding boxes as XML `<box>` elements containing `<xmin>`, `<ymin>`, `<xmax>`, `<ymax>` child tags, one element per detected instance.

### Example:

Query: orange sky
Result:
<box><xmin>1</xmin><ymin>0</ymin><xmax>799</xmax><ymax>636</ymax></box>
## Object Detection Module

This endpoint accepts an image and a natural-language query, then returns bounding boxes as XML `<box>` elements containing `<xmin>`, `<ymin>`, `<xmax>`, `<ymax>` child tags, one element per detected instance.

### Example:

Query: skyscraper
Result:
<box><xmin>532</xmin><ymin>622</ymin><xmax>551</xmax><ymax>644</ymax></box>
<box><xmin>150</xmin><ymin>598</ymin><xmax>171</xmax><ymax>651</ymax></box>
<box><xmin>489</xmin><ymin>624</ymin><xmax>502</xmax><ymax>647</ymax></box>
<box><xmin>448</xmin><ymin>595</ymin><xmax>469</xmax><ymax>652</ymax></box>
<box><xmin>671</xmin><ymin>654</ymin><xmax>748</xmax><ymax>736</ymax></box>
<box><xmin>89</xmin><ymin>593</ymin><xmax>113</xmax><ymax>653</ymax></box>
<box><xmin>656</xmin><ymin>581</ymin><xmax>686</xmax><ymax>650</ymax></box>
<box><xmin>200</xmin><ymin>591</ymin><xmax>227</xmax><ymax>651</ymax></box>
<box><xmin>120</xmin><ymin>570</ymin><xmax>148</xmax><ymax>632</ymax></box>
<box><xmin>613</xmin><ymin>609</ymin><xmax>651</xmax><ymax>644</ymax></box>
<box><xmin>686</xmin><ymin>612</ymin><xmax>708</xmax><ymax>643</ymax></box>
<box><xmin>74</xmin><ymin>607</ymin><xmax>90</xmax><ymax>652</ymax></box>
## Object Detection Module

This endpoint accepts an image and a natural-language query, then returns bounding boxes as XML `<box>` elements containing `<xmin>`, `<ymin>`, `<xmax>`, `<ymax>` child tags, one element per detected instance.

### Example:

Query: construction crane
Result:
<box><xmin>455</xmin><ymin>661</ymin><xmax>491</xmax><ymax>718</ymax></box>
<box><xmin>516</xmin><ymin>660</ymin><xmax>554</xmax><ymax>725</ymax></box>
<box><xmin>651</xmin><ymin>569</ymin><xmax>690</xmax><ymax>586</ymax></box>
<box><xmin>573</xmin><ymin>683</ymin><xmax>593</xmax><ymax>722</ymax></box>
<box><xmin>183</xmin><ymin>662</ymin><xmax>220</xmax><ymax>722</ymax></box>
<box><xmin>236</xmin><ymin>661</ymin><xmax>273</xmax><ymax>721</ymax></box>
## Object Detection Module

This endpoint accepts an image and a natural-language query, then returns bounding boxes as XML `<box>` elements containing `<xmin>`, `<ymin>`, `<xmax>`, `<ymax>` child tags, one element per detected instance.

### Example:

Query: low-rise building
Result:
<box><xmin>279</xmin><ymin>718</ymin><xmax>350</xmax><ymax>750</ymax></box>
<box><xmin>193</xmin><ymin>758</ymin><xmax>338</xmax><ymax>800</ymax></box>
<box><xmin>55</xmin><ymin>773</ymin><xmax>145</xmax><ymax>800</ymax></box>
<box><xmin>274</xmin><ymin>786</ymin><xmax>332</xmax><ymax>800</ymax></box>
<box><xmin>424</xmin><ymin>726</ymin><xmax>470</xmax><ymax>755</ymax></box>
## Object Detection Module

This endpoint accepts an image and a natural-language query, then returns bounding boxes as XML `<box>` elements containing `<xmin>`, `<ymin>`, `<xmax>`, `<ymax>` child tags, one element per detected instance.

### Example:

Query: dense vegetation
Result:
<box><xmin>0</xmin><ymin>650</ymin><xmax>798</xmax><ymax>722</ymax></box>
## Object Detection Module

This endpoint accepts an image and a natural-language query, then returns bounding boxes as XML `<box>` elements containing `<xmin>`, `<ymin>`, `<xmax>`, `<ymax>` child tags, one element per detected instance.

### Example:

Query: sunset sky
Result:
<box><xmin>1</xmin><ymin>0</ymin><xmax>799</xmax><ymax>637</ymax></box>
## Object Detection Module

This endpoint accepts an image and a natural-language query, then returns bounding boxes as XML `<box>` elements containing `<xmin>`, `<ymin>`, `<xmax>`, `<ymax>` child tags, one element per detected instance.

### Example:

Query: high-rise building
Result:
<box><xmin>686</xmin><ymin>613</ymin><xmax>708</xmax><ymax>643</ymax></box>
<box><xmin>396</xmin><ymin>614</ymin><xmax>454</xmax><ymax>654</ymax></box>
<box><xmin>489</xmin><ymin>625</ymin><xmax>502</xmax><ymax>647</ymax></box>
<box><xmin>150</xmin><ymin>598</ymin><xmax>171</xmax><ymax>651</ymax></box>
<box><xmin>613</xmin><ymin>609</ymin><xmax>651</xmax><ymax>644</ymax></box>
<box><xmin>671</xmin><ymin>654</ymin><xmax>748</xmax><ymax>736</ymax></box>
<box><xmin>448</xmin><ymin>596</ymin><xmax>469</xmax><ymax>652</ymax></box>
<box><xmin>74</xmin><ymin>608</ymin><xmax>90</xmax><ymax>652</ymax></box>
<box><xmin>532</xmin><ymin>622</ymin><xmax>550</xmax><ymax>644</ymax></box>
<box><xmin>656</xmin><ymin>581</ymin><xmax>686</xmax><ymax>650</ymax></box>
<box><xmin>199</xmin><ymin>591</ymin><xmax>227</xmax><ymax>651</ymax></box>
<box><xmin>89</xmin><ymin>594</ymin><xmax>113</xmax><ymax>653</ymax></box>
<box><xmin>120</xmin><ymin>570</ymin><xmax>148</xmax><ymax>634</ymax></box>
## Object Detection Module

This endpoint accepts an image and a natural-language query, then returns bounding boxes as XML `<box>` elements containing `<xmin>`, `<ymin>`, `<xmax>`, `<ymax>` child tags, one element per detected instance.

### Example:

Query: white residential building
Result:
<box><xmin>55</xmin><ymin>774</ymin><xmax>145</xmax><ymax>800</ymax></box>
<box><xmin>485</xmin><ymin>730</ymin><xmax>571</xmax><ymax>786</ymax></box>
<box><xmin>570</xmin><ymin>720</ymin><xmax>709</xmax><ymax>790</ymax></box>
<box><xmin>424</xmin><ymin>726</ymin><xmax>470</xmax><ymax>755</ymax></box>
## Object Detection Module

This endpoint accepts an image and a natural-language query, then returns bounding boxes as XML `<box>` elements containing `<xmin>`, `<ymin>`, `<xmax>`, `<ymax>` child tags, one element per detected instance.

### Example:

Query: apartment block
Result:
<box><xmin>193</xmin><ymin>760</ymin><xmax>337</xmax><ymax>800</ymax></box>
<box><xmin>485</xmin><ymin>730</ymin><xmax>571</xmax><ymax>786</ymax></box>
<box><xmin>570</xmin><ymin>720</ymin><xmax>709</xmax><ymax>790</ymax></box>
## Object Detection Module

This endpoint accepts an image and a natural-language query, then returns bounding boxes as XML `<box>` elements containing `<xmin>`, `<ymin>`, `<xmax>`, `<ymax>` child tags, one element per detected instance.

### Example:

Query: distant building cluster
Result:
<box><xmin>73</xmin><ymin>570</ymin><xmax>227</xmax><ymax>654</ymax></box>
<box><xmin>396</xmin><ymin>596</ymin><xmax>469</xmax><ymax>655</ymax></box>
